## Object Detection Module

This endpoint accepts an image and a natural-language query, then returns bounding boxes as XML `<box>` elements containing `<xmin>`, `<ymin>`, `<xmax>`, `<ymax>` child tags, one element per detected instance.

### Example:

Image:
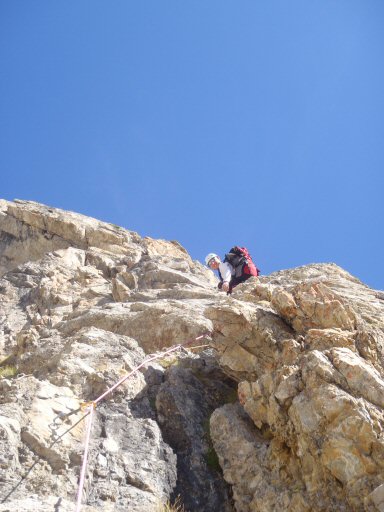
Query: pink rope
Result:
<box><xmin>74</xmin><ymin>332</ymin><xmax>211</xmax><ymax>511</ymax></box>
<box><xmin>94</xmin><ymin>333</ymin><xmax>209</xmax><ymax>405</ymax></box>
<box><xmin>75</xmin><ymin>404</ymin><xmax>94</xmax><ymax>512</ymax></box>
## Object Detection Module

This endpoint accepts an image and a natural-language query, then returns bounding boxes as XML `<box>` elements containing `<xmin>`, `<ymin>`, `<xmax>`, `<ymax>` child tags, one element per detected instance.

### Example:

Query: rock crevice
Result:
<box><xmin>0</xmin><ymin>200</ymin><xmax>383</xmax><ymax>512</ymax></box>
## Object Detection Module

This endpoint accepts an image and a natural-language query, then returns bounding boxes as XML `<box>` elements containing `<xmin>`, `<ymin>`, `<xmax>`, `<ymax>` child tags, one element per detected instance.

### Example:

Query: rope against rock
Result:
<box><xmin>75</xmin><ymin>331</ymin><xmax>212</xmax><ymax>512</ymax></box>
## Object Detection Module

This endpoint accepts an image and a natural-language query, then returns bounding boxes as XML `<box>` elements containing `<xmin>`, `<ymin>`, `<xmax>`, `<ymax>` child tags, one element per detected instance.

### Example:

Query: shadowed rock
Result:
<box><xmin>1</xmin><ymin>200</ymin><xmax>383</xmax><ymax>512</ymax></box>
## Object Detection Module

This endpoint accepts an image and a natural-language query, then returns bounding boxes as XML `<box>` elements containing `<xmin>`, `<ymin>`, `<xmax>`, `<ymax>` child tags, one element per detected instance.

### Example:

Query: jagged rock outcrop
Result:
<box><xmin>207</xmin><ymin>265</ymin><xmax>384</xmax><ymax>512</ymax></box>
<box><xmin>0</xmin><ymin>200</ymin><xmax>227</xmax><ymax>512</ymax></box>
<box><xmin>0</xmin><ymin>199</ymin><xmax>383</xmax><ymax>512</ymax></box>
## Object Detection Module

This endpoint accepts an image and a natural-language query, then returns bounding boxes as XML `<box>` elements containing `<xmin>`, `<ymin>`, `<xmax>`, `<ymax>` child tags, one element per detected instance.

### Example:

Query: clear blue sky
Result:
<box><xmin>1</xmin><ymin>1</ymin><xmax>383</xmax><ymax>289</ymax></box>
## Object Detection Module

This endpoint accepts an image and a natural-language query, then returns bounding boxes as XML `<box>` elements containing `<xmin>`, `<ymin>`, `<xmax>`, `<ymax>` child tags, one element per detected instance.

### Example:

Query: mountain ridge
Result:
<box><xmin>0</xmin><ymin>199</ymin><xmax>383</xmax><ymax>512</ymax></box>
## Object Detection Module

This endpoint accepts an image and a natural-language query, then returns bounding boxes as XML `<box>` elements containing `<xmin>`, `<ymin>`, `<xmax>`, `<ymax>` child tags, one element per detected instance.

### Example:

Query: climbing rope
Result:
<box><xmin>75</xmin><ymin>331</ymin><xmax>212</xmax><ymax>512</ymax></box>
<box><xmin>75</xmin><ymin>403</ymin><xmax>94</xmax><ymax>511</ymax></box>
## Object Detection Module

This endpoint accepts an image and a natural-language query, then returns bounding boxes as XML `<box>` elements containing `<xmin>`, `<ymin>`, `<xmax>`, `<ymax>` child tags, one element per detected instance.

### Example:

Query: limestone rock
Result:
<box><xmin>1</xmin><ymin>199</ymin><xmax>384</xmax><ymax>512</ymax></box>
<box><xmin>155</xmin><ymin>356</ymin><xmax>236</xmax><ymax>512</ymax></box>
<box><xmin>0</xmin><ymin>199</ymin><xmax>224</xmax><ymax>511</ymax></box>
<box><xmin>0</xmin><ymin>495</ymin><xmax>102</xmax><ymax>512</ymax></box>
<box><xmin>207</xmin><ymin>264</ymin><xmax>384</xmax><ymax>511</ymax></box>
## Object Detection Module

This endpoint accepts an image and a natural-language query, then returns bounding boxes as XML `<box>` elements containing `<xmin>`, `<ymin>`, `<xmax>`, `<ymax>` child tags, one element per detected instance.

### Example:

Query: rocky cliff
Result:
<box><xmin>0</xmin><ymin>199</ymin><xmax>383</xmax><ymax>512</ymax></box>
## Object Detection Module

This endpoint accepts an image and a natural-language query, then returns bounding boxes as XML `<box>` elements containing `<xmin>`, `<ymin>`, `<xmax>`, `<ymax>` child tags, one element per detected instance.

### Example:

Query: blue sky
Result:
<box><xmin>1</xmin><ymin>1</ymin><xmax>383</xmax><ymax>289</ymax></box>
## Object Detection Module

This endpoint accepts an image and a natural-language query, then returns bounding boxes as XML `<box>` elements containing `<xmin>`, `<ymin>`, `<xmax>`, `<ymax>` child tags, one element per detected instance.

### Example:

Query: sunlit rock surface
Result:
<box><xmin>0</xmin><ymin>199</ymin><xmax>383</xmax><ymax>512</ymax></box>
<box><xmin>207</xmin><ymin>266</ymin><xmax>384</xmax><ymax>512</ymax></box>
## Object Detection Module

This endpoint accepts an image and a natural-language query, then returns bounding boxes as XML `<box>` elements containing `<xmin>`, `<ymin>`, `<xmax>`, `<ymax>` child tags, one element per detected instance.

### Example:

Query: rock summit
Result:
<box><xmin>0</xmin><ymin>199</ymin><xmax>383</xmax><ymax>512</ymax></box>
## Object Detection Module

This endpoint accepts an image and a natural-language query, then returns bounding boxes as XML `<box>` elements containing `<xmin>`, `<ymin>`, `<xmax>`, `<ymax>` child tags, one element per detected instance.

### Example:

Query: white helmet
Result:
<box><xmin>205</xmin><ymin>253</ymin><xmax>219</xmax><ymax>266</ymax></box>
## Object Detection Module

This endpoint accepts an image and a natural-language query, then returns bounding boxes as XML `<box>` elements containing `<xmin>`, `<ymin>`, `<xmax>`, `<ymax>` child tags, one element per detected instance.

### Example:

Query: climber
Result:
<box><xmin>205</xmin><ymin>247</ymin><xmax>259</xmax><ymax>294</ymax></box>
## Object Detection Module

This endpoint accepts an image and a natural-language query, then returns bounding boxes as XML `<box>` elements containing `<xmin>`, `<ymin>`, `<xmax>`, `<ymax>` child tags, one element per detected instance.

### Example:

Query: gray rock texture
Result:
<box><xmin>0</xmin><ymin>199</ymin><xmax>383</xmax><ymax>512</ymax></box>
<box><xmin>0</xmin><ymin>200</ymin><xmax>229</xmax><ymax>512</ymax></box>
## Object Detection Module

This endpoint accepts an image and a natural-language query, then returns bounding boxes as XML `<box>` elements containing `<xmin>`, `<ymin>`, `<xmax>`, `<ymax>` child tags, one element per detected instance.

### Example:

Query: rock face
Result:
<box><xmin>0</xmin><ymin>199</ymin><xmax>228</xmax><ymax>512</ymax></box>
<box><xmin>207</xmin><ymin>265</ymin><xmax>384</xmax><ymax>512</ymax></box>
<box><xmin>0</xmin><ymin>199</ymin><xmax>383</xmax><ymax>512</ymax></box>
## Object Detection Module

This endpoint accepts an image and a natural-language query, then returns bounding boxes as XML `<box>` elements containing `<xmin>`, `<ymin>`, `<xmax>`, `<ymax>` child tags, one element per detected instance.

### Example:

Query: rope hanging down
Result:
<box><xmin>75</xmin><ymin>403</ymin><xmax>94</xmax><ymax>511</ymax></box>
<box><xmin>75</xmin><ymin>332</ymin><xmax>212</xmax><ymax>512</ymax></box>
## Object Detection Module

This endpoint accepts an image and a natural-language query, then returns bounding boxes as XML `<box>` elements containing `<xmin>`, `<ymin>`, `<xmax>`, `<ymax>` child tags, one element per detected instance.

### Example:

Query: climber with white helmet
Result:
<box><xmin>205</xmin><ymin>247</ymin><xmax>260</xmax><ymax>294</ymax></box>
<box><xmin>205</xmin><ymin>253</ymin><xmax>232</xmax><ymax>292</ymax></box>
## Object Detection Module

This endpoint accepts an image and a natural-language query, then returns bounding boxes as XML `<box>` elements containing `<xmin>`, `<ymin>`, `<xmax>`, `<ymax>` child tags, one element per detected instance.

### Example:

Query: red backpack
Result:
<box><xmin>224</xmin><ymin>246</ymin><xmax>260</xmax><ymax>278</ymax></box>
